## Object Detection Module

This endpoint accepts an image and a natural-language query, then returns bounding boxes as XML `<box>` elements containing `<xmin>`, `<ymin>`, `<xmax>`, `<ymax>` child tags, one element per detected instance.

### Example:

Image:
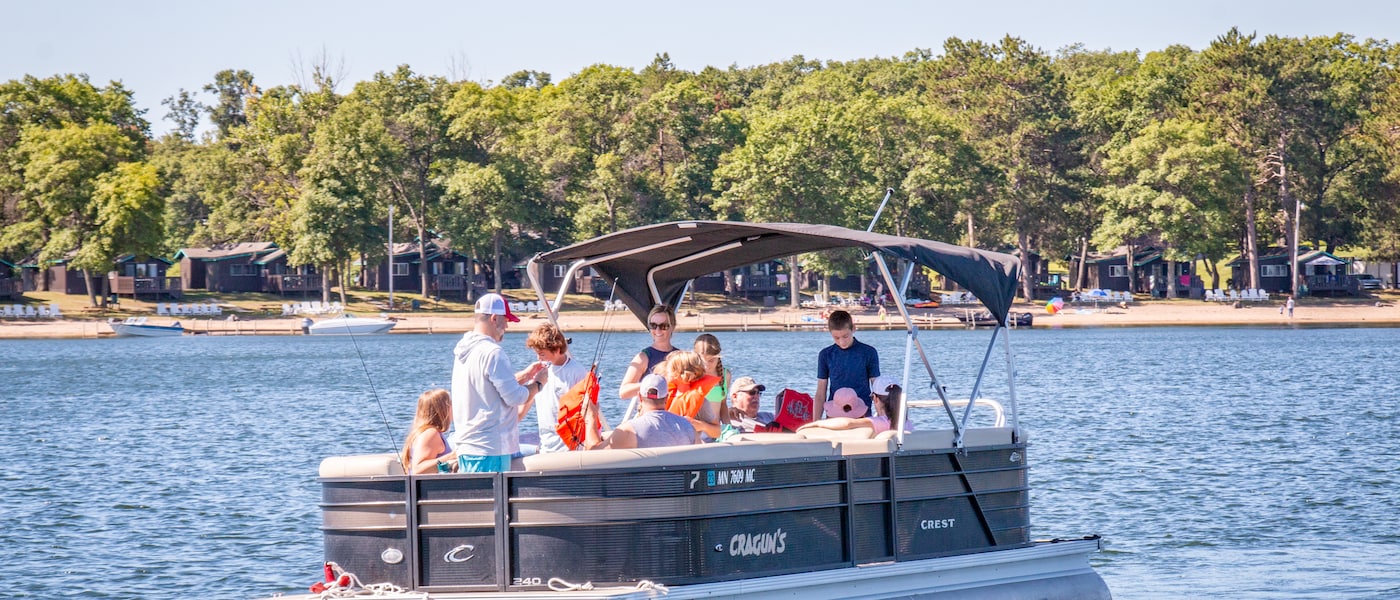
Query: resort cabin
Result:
<box><xmin>20</xmin><ymin>252</ymin><xmax>181</xmax><ymax>298</ymax></box>
<box><xmin>1228</xmin><ymin>247</ymin><xmax>1357</xmax><ymax>296</ymax></box>
<box><xmin>1009</xmin><ymin>249</ymin><xmax>1064</xmax><ymax>300</ymax></box>
<box><xmin>175</xmin><ymin>242</ymin><xmax>280</xmax><ymax>293</ymax></box>
<box><xmin>366</xmin><ymin>240</ymin><xmax>476</xmax><ymax>300</ymax></box>
<box><xmin>0</xmin><ymin>258</ymin><xmax>20</xmax><ymax>300</ymax></box>
<box><xmin>1073</xmin><ymin>246</ymin><xmax>1198</xmax><ymax>297</ymax></box>
<box><xmin>257</xmin><ymin>249</ymin><xmax>321</xmax><ymax>296</ymax></box>
<box><xmin>108</xmin><ymin>255</ymin><xmax>182</xmax><ymax>299</ymax></box>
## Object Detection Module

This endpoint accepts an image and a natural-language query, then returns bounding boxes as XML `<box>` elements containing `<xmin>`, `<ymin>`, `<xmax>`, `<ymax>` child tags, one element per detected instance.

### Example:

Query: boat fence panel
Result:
<box><xmin>320</xmin><ymin>476</ymin><xmax>413</xmax><ymax>589</ymax></box>
<box><xmin>892</xmin><ymin>447</ymin><xmax>1031</xmax><ymax>560</ymax></box>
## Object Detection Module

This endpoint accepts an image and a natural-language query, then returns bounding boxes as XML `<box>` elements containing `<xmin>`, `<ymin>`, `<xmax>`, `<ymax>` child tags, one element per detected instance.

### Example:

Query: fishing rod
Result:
<box><xmin>587</xmin><ymin>279</ymin><xmax>620</xmax><ymax>431</ymax></box>
<box><xmin>336</xmin><ymin>316</ymin><xmax>404</xmax><ymax>471</ymax></box>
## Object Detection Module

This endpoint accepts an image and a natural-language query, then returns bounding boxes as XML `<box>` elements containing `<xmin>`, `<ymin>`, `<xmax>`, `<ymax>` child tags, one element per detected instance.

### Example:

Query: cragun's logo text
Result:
<box><xmin>730</xmin><ymin>528</ymin><xmax>787</xmax><ymax>557</ymax></box>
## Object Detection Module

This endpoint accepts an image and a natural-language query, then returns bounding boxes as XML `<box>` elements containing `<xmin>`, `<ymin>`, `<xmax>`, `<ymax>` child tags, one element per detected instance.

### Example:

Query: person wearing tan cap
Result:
<box><xmin>728</xmin><ymin>376</ymin><xmax>774</xmax><ymax>432</ymax></box>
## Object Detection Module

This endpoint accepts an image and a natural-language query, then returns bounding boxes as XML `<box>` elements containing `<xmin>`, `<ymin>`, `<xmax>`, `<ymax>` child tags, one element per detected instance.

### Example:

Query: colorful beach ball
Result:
<box><xmin>1046</xmin><ymin>296</ymin><xmax>1064</xmax><ymax>314</ymax></box>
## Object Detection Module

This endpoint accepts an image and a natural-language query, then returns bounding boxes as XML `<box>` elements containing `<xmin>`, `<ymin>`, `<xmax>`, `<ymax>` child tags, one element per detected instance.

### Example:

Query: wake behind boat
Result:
<box><xmin>307</xmin><ymin>314</ymin><xmax>397</xmax><ymax>335</ymax></box>
<box><xmin>109</xmin><ymin>316</ymin><xmax>184</xmax><ymax>337</ymax></box>
<box><xmin>265</xmin><ymin>221</ymin><xmax>1109</xmax><ymax>600</ymax></box>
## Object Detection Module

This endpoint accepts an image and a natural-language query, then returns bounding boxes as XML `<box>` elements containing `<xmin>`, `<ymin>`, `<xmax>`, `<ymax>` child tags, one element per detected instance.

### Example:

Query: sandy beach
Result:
<box><xmin>4</xmin><ymin>298</ymin><xmax>1397</xmax><ymax>339</ymax></box>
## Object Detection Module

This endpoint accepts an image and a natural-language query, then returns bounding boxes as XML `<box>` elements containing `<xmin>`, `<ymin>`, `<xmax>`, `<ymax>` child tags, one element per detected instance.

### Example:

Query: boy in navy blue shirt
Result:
<box><xmin>815</xmin><ymin>310</ymin><xmax>880</xmax><ymax>416</ymax></box>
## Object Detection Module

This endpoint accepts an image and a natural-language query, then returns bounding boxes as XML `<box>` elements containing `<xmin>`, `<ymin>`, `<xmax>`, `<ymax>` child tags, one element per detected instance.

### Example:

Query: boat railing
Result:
<box><xmin>905</xmin><ymin>398</ymin><xmax>1006</xmax><ymax>428</ymax></box>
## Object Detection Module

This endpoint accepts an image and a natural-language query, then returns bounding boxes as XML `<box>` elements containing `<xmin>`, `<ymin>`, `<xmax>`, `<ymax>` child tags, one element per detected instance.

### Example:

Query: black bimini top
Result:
<box><xmin>534</xmin><ymin>221</ymin><xmax>1021</xmax><ymax>326</ymax></box>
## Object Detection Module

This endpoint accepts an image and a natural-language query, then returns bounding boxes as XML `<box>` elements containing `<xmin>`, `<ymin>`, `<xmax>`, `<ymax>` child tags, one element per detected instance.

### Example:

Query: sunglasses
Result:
<box><xmin>648</xmin><ymin>322</ymin><xmax>671</xmax><ymax>331</ymax></box>
<box><xmin>741</xmin><ymin>389</ymin><xmax>761</xmax><ymax>396</ymax></box>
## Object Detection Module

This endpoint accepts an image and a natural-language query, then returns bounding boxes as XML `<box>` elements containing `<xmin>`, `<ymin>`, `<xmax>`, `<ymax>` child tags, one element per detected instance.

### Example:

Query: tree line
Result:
<box><xmin>4</xmin><ymin>29</ymin><xmax>1400</xmax><ymax>306</ymax></box>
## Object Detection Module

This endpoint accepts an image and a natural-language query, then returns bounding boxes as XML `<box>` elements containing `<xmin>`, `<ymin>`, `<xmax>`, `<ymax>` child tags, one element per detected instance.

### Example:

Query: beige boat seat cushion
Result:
<box><xmin>319</xmin><ymin>453</ymin><xmax>404</xmax><ymax>477</ymax></box>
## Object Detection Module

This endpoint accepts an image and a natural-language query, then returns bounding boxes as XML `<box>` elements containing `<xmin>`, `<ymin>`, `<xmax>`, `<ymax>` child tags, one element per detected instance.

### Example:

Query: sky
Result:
<box><xmin>4</xmin><ymin>0</ymin><xmax>1399</xmax><ymax>136</ymax></box>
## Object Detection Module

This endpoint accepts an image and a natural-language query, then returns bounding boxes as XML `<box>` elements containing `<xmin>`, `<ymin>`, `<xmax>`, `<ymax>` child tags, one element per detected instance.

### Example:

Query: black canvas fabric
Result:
<box><xmin>535</xmin><ymin>221</ymin><xmax>1020</xmax><ymax>326</ymax></box>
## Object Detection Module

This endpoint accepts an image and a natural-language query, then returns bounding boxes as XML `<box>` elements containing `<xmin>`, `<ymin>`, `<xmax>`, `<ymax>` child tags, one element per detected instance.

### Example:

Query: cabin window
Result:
<box><xmin>1261</xmin><ymin>264</ymin><xmax>1289</xmax><ymax>278</ymax></box>
<box><xmin>430</xmin><ymin>262</ymin><xmax>442</xmax><ymax>275</ymax></box>
<box><xmin>230</xmin><ymin>264</ymin><xmax>258</xmax><ymax>276</ymax></box>
<box><xmin>554</xmin><ymin>265</ymin><xmax>566</xmax><ymax>278</ymax></box>
<box><xmin>1108</xmin><ymin>265</ymin><xmax>1128</xmax><ymax>278</ymax></box>
<box><xmin>392</xmin><ymin>262</ymin><xmax>410</xmax><ymax>276</ymax></box>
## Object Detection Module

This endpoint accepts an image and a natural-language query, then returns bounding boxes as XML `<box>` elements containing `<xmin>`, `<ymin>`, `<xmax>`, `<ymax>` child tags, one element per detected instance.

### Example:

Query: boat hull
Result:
<box><xmin>308</xmin><ymin>318</ymin><xmax>396</xmax><ymax>335</ymax></box>
<box><xmin>304</xmin><ymin>430</ymin><xmax>1106</xmax><ymax>598</ymax></box>
<box><xmin>110</xmin><ymin>324</ymin><xmax>184</xmax><ymax>337</ymax></box>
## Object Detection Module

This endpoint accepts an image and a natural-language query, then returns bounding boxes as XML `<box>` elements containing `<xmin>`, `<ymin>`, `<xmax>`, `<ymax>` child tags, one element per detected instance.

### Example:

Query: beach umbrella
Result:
<box><xmin>1046</xmin><ymin>296</ymin><xmax>1064</xmax><ymax>314</ymax></box>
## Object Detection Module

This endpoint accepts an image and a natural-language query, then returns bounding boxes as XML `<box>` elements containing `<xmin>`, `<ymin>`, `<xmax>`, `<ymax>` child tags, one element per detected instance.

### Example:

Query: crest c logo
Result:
<box><xmin>445</xmin><ymin>544</ymin><xmax>476</xmax><ymax>563</ymax></box>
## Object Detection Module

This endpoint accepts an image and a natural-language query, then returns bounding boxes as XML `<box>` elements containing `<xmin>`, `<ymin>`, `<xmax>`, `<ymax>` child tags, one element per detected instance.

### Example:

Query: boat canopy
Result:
<box><xmin>533</xmin><ymin>221</ymin><xmax>1021</xmax><ymax>326</ymax></box>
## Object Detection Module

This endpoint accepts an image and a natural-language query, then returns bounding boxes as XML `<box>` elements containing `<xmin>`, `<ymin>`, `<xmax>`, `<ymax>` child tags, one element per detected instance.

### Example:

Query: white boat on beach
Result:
<box><xmin>109</xmin><ymin>317</ymin><xmax>184</xmax><ymax>337</ymax></box>
<box><xmin>265</xmin><ymin>221</ymin><xmax>1110</xmax><ymax>600</ymax></box>
<box><xmin>307</xmin><ymin>314</ymin><xmax>397</xmax><ymax>335</ymax></box>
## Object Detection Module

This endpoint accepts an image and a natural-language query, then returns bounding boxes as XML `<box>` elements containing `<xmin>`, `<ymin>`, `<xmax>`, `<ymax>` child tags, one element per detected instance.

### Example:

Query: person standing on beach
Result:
<box><xmin>1287</xmin><ymin>295</ymin><xmax>1295</xmax><ymax>319</ymax></box>
<box><xmin>815</xmin><ymin>310</ymin><xmax>880</xmax><ymax>417</ymax></box>
<box><xmin>618</xmin><ymin>305</ymin><xmax>678</xmax><ymax>402</ymax></box>
<box><xmin>450</xmin><ymin>293</ymin><xmax>547</xmax><ymax>472</ymax></box>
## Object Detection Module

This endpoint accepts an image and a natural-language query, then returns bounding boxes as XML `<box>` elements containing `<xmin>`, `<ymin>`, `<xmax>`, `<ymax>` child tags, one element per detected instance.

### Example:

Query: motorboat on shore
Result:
<box><xmin>109</xmin><ymin>316</ymin><xmax>184</xmax><ymax>337</ymax></box>
<box><xmin>273</xmin><ymin>221</ymin><xmax>1108</xmax><ymax>600</ymax></box>
<box><xmin>307</xmin><ymin>314</ymin><xmax>397</xmax><ymax>335</ymax></box>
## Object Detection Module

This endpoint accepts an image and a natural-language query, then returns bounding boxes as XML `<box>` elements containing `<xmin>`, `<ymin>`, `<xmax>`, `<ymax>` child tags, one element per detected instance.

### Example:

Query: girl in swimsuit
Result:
<box><xmin>402</xmin><ymin>388</ymin><xmax>457</xmax><ymax>474</ymax></box>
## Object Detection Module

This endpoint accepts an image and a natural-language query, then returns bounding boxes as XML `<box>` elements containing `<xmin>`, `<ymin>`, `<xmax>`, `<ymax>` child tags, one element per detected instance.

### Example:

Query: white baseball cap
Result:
<box><xmin>639</xmin><ymin>374</ymin><xmax>668</xmax><ymax>401</ymax></box>
<box><xmin>475</xmin><ymin>293</ymin><xmax>519</xmax><ymax>322</ymax></box>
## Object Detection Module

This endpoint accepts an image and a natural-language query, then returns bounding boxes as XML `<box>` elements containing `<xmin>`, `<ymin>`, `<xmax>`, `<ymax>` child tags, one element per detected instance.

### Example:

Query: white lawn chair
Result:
<box><xmin>38</xmin><ymin>305</ymin><xmax>51</xmax><ymax>318</ymax></box>
<box><xmin>1243</xmin><ymin>289</ymin><xmax>1259</xmax><ymax>302</ymax></box>
<box><xmin>329</xmin><ymin>301</ymin><xmax>342</xmax><ymax>314</ymax></box>
<box><xmin>23</xmin><ymin>305</ymin><xmax>37</xmax><ymax>318</ymax></box>
<box><xmin>1</xmin><ymin>305</ymin><xmax>12</xmax><ymax>318</ymax></box>
<box><xmin>156</xmin><ymin>303</ymin><xmax>169</xmax><ymax>315</ymax></box>
<box><xmin>49</xmin><ymin>304</ymin><xmax>63</xmax><ymax>319</ymax></box>
<box><xmin>1258</xmin><ymin>290</ymin><xmax>1270</xmax><ymax>301</ymax></box>
<box><xmin>281</xmin><ymin>303</ymin><xmax>294</xmax><ymax>316</ymax></box>
<box><xmin>1228</xmin><ymin>290</ymin><xmax>1239</xmax><ymax>302</ymax></box>
<box><xmin>296</xmin><ymin>301</ymin><xmax>312</xmax><ymax>315</ymax></box>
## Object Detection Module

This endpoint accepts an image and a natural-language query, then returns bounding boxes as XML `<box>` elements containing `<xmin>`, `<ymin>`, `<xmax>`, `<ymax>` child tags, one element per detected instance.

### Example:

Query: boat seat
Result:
<box><xmin>518</xmin><ymin>439</ymin><xmax>837</xmax><ymax>472</ymax></box>
<box><xmin>319</xmin><ymin>453</ymin><xmax>405</xmax><ymax>477</ymax></box>
<box><xmin>899</xmin><ymin>427</ymin><xmax>1016</xmax><ymax>451</ymax></box>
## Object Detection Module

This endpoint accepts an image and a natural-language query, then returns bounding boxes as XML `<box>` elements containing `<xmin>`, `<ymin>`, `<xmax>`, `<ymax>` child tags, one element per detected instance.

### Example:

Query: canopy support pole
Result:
<box><xmin>873</xmin><ymin>253</ymin><xmax>960</xmax><ymax>447</ymax></box>
<box><xmin>1000</xmin><ymin>325</ymin><xmax>1022</xmax><ymax>441</ymax></box>
<box><xmin>956</xmin><ymin>326</ymin><xmax>1000</xmax><ymax>447</ymax></box>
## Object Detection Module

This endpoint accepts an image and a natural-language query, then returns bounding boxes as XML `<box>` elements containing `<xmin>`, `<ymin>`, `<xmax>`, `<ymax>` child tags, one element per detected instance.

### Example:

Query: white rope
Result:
<box><xmin>548</xmin><ymin>577</ymin><xmax>595</xmax><ymax>591</ymax></box>
<box><xmin>634</xmin><ymin>579</ymin><xmax>670</xmax><ymax>593</ymax></box>
<box><xmin>546</xmin><ymin>577</ymin><xmax>670</xmax><ymax>594</ymax></box>
<box><xmin>317</xmin><ymin>563</ymin><xmax>426</xmax><ymax>599</ymax></box>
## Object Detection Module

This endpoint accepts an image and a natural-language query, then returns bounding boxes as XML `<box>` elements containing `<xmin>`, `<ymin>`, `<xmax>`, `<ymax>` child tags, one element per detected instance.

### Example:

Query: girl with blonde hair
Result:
<box><xmin>659</xmin><ymin>350</ymin><xmax>724</xmax><ymax>438</ymax></box>
<box><xmin>402</xmin><ymin>389</ymin><xmax>457</xmax><ymax>474</ymax></box>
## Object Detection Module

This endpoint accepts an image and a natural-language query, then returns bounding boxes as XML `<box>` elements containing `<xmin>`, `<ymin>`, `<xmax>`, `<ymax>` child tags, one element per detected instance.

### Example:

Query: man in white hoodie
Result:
<box><xmin>450</xmin><ymin>293</ymin><xmax>547</xmax><ymax>472</ymax></box>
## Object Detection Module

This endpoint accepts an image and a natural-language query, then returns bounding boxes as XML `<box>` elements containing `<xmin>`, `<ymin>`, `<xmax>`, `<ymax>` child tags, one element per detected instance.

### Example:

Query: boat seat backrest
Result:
<box><xmin>796</xmin><ymin>425</ymin><xmax>875</xmax><ymax>442</ymax></box>
<box><xmin>319</xmin><ymin>453</ymin><xmax>405</xmax><ymax>477</ymax></box>
<box><xmin>898</xmin><ymin>427</ymin><xmax>1015</xmax><ymax>451</ymax></box>
<box><xmin>518</xmin><ymin>439</ymin><xmax>837</xmax><ymax>472</ymax></box>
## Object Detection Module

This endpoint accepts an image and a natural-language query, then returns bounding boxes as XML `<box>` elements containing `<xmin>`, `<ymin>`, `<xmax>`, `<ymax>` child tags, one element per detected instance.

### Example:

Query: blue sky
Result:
<box><xmin>4</xmin><ymin>0</ymin><xmax>1397</xmax><ymax>135</ymax></box>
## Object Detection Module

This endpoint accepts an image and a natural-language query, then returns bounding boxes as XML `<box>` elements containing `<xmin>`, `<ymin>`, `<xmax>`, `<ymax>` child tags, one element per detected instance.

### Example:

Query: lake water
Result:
<box><xmin>2</xmin><ymin>325</ymin><xmax>1397</xmax><ymax>599</ymax></box>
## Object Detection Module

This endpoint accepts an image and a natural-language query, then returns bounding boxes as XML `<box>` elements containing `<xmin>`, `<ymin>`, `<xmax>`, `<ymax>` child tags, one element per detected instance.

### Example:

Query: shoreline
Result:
<box><xmin>3</xmin><ymin>299</ymin><xmax>1397</xmax><ymax>339</ymax></box>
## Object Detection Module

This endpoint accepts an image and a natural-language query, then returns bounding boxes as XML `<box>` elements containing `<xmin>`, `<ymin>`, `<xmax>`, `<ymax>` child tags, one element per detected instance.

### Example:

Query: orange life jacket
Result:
<box><xmin>665</xmin><ymin>374</ymin><xmax>721</xmax><ymax>419</ymax></box>
<box><xmin>555</xmin><ymin>370</ymin><xmax>600</xmax><ymax>451</ymax></box>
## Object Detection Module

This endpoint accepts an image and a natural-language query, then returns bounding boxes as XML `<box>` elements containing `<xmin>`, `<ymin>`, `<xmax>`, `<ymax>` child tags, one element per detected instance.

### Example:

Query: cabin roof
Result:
<box><xmin>175</xmin><ymin>242</ymin><xmax>279</xmax><ymax>261</ymax></box>
<box><xmin>1226</xmin><ymin>247</ymin><xmax>1349</xmax><ymax>267</ymax></box>
<box><xmin>535</xmin><ymin>221</ymin><xmax>1019</xmax><ymax>326</ymax></box>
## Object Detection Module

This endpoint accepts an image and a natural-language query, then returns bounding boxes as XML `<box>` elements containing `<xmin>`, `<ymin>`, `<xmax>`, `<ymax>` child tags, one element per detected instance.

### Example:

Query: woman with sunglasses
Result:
<box><xmin>618</xmin><ymin>304</ymin><xmax>678</xmax><ymax>403</ymax></box>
